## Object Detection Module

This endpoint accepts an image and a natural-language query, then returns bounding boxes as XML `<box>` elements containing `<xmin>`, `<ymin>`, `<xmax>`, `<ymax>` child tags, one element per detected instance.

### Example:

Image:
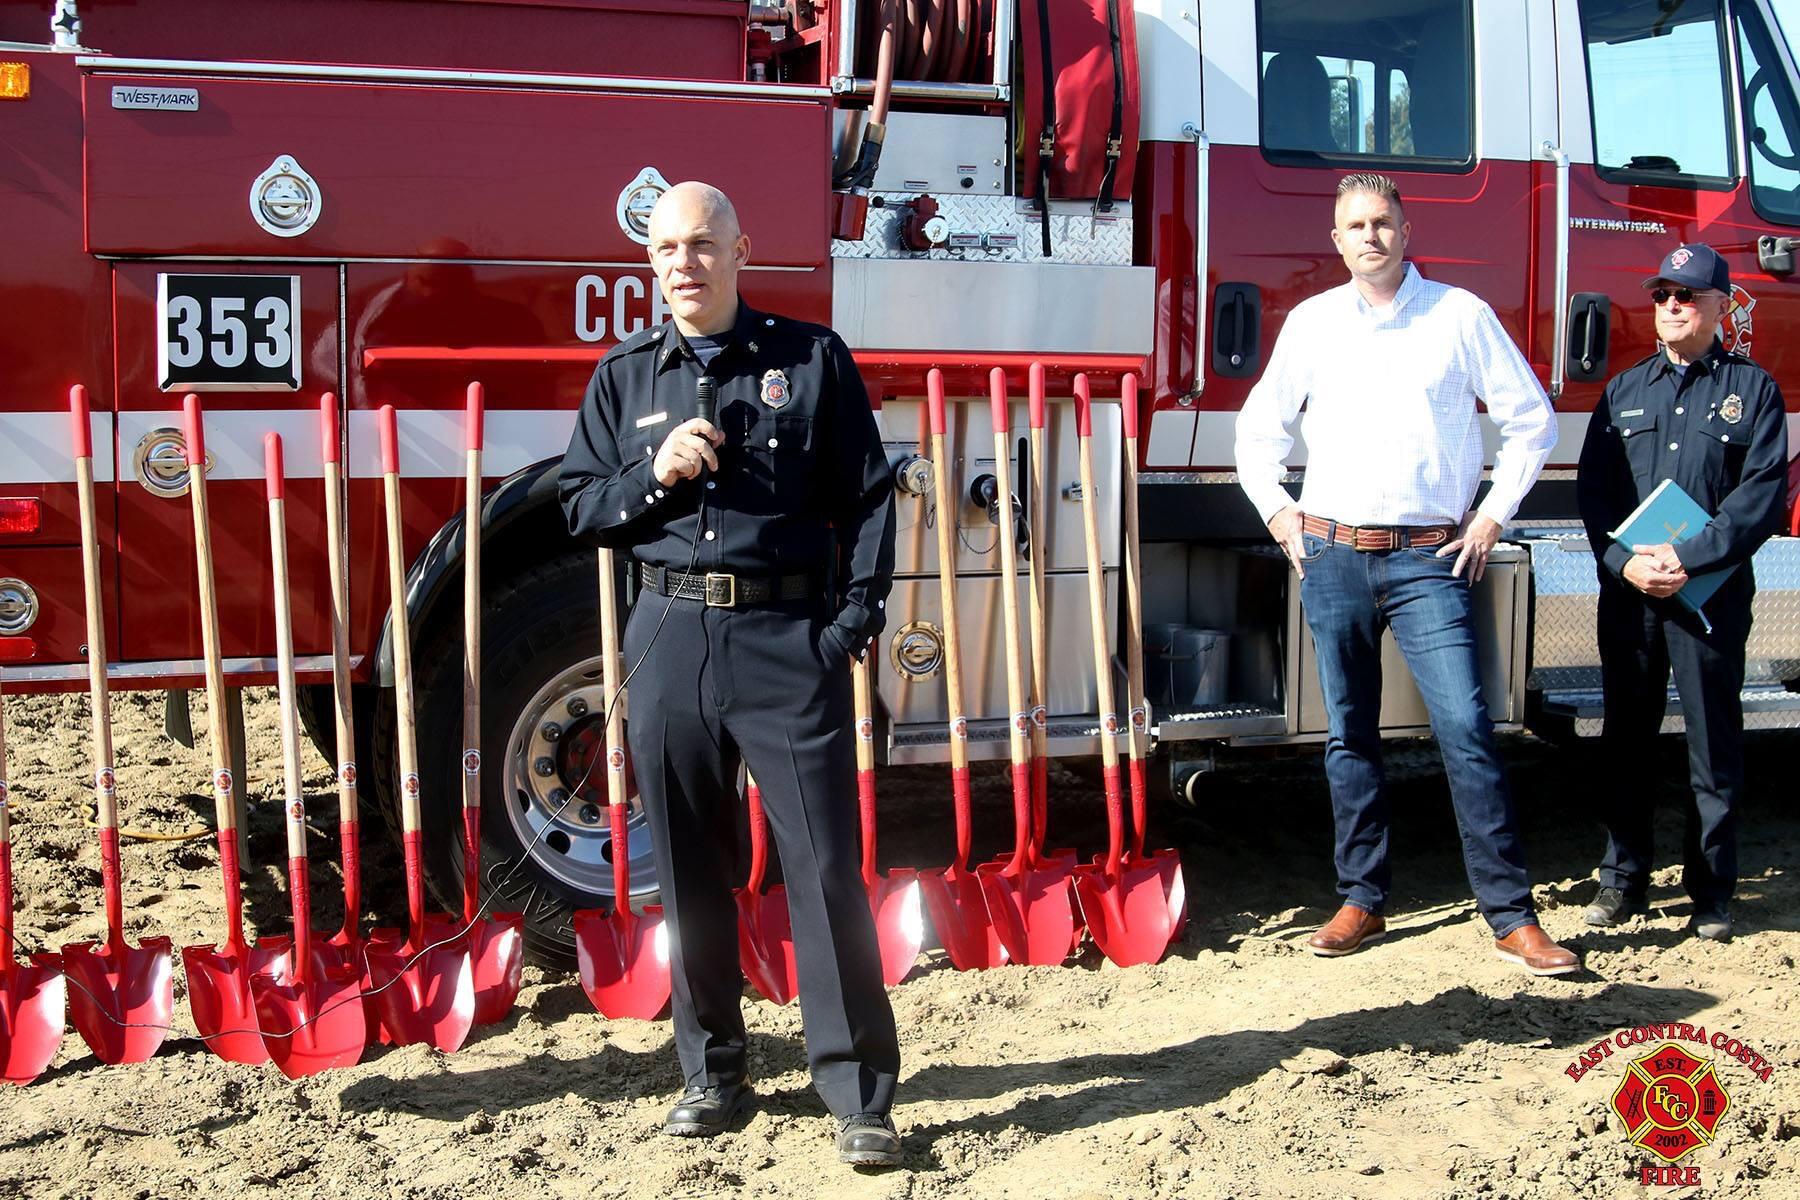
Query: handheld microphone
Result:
<box><xmin>695</xmin><ymin>375</ymin><xmax>718</xmax><ymax>427</ymax></box>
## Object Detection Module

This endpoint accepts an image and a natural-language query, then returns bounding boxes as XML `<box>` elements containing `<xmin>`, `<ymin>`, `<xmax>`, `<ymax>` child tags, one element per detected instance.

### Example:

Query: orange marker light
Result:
<box><xmin>0</xmin><ymin>63</ymin><xmax>29</xmax><ymax>100</ymax></box>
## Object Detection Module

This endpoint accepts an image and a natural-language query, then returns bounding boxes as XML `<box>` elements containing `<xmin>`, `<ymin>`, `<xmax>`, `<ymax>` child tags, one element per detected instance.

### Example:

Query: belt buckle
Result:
<box><xmin>704</xmin><ymin>572</ymin><xmax>737</xmax><ymax>608</ymax></box>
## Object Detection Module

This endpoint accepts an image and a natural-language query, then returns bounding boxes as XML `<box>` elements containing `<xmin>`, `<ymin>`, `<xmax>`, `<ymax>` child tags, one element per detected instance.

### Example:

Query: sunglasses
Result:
<box><xmin>1650</xmin><ymin>287</ymin><xmax>1707</xmax><ymax>306</ymax></box>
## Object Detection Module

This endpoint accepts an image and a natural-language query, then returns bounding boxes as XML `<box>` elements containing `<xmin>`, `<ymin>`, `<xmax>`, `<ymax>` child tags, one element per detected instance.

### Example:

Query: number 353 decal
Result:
<box><xmin>157</xmin><ymin>273</ymin><xmax>301</xmax><ymax>391</ymax></box>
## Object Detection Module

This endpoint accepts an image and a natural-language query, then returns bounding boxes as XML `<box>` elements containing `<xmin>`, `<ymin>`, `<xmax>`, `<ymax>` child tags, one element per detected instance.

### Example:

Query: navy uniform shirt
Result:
<box><xmin>1577</xmin><ymin>343</ymin><xmax>1789</xmax><ymax>587</ymax></box>
<box><xmin>557</xmin><ymin>300</ymin><xmax>896</xmax><ymax>650</ymax></box>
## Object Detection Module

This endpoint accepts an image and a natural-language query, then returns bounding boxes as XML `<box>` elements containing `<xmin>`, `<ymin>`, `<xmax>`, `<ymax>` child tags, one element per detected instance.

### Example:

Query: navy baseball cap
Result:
<box><xmin>1642</xmin><ymin>243</ymin><xmax>1730</xmax><ymax>293</ymax></box>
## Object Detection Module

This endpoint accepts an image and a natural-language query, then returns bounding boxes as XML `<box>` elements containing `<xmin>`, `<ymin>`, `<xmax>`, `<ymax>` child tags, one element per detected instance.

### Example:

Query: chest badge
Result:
<box><xmin>1720</xmin><ymin>394</ymin><xmax>1743</xmax><ymax>424</ymax></box>
<box><xmin>760</xmin><ymin>368</ymin><xmax>791</xmax><ymax>410</ymax></box>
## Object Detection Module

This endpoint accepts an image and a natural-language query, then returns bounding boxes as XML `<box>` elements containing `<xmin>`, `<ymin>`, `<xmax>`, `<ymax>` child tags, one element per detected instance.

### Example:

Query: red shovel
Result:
<box><xmin>62</xmin><ymin>384</ymin><xmax>176</xmax><ymax>1065</ymax></box>
<box><xmin>851</xmin><ymin>655</ymin><xmax>921</xmax><ymax>986</ymax></box>
<box><xmin>1</xmin><ymin>681</ymin><xmax>67</xmax><ymax>1084</ymax></box>
<box><xmin>1067</xmin><ymin>375</ymin><xmax>1181</xmax><ymax>967</ymax></box>
<box><xmin>734</xmin><ymin>774</ymin><xmax>798</xmax><ymax>1005</ymax></box>
<box><xmin>365</xmin><ymin>404</ymin><xmax>477</xmax><ymax>1052</ymax></box>
<box><xmin>974</xmin><ymin>369</ymin><xmax>1077</xmax><ymax>966</ymax></box>
<box><xmin>457</xmin><ymin>384</ymin><xmax>525</xmax><ymax>1025</ymax></box>
<box><xmin>915</xmin><ymin>369</ymin><xmax>1006</xmax><ymax>971</ymax></box>
<box><xmin>574</xmin><ymin>546</ymin><xmax>671</xmax><ymax>1020</ymax></box>
<box><xmin>1117</xmin><ymin>376</ymin><xmax>1187</xmax><ymax>938</ymax></box>
<box><xmin>317</xmin><ymin>395</ymin><xmax>384</xmax><ymax>1046</ymax></box>
<box><xmin>177</xmin><ymin>395</ymin><xmax>270</xmax><ymax>1066</ymax></box>
<box><xmin>247</xmin><ymin>433</ymin><xmax>369</xmax><ymax>1078</ymax></box>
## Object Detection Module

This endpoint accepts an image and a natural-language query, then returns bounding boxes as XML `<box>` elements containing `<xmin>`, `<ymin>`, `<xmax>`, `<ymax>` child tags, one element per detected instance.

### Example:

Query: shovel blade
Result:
<box><xmin>326</xmin><ymin>932</ymin><xmax>388</xmax><ymax>1047</ymax></box>
<box><xmin>61</xmin><ymin>937</ymin><xmax>174</xmax><ymax>1065</ymax></box>
<box><xmin>469</xmin><ymin>912</ymin><xmax>526</xmax><ymax>1027</ymax></box>
<box><xmin>734</xmin><ymin>886</ymin><xmax>799</xmax><ymax>1005</ymax></box>
<box><xmin>249</xmin><ymin>940</ymin><xmax>368</xmax><ymax>1078</ymax></box>
<box><xmin>574</xmin><ymin>905</ymin><xmax>672</xmax><ymax>1021</ymax></box>
<box><xmin>182</xmin><ymin>942</ymin><xmax>270</xmax><ymax>1065</ymax></box>
<box><xmin>1072</xmin><ymin>859</ymin><xmax>1181</xmax><ymax>968</ymax></box>
<box><xmin>365</xmin><ymin>917</ymin><xmax>475</xmax><ymax>1053</ymax></box>
<box><xmin>976</xmin><ymin>862</ymin><xmax>1077</xmax><ymax>967</ymax></box>
<box><xmin>1</xmin><ymin>956</ymin><xmax>66</xmax><ymax>1084</ymax></box>
<box><xmin>917</xmin><ymin>867</ymin><xmax>1007</xmax><ymax>970</ymax></box>
<box><xmin>869</xmin><ymin>870</ymin><xmax>923</xmax><ymax>987</ymax></box>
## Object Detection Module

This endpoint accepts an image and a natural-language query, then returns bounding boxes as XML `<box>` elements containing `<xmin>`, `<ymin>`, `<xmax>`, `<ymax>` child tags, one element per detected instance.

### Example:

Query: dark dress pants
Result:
<box><xmin>622</xmin><ymin>594</ymin><xmax>899</xmax><ymax>1120</ymax></box>
<box><xmin>1596</xmin><ymin>576</ymin><xmax>1750</xmax><ymax>910</ymax></box>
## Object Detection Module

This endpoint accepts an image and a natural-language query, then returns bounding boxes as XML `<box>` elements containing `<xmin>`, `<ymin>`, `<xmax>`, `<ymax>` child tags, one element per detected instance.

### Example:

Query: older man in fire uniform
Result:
<box><xmin>559</xmin><ymin>182</ymin><xmax>902</xmax><ymax>1167</ymax></box>
<box><xmin>1577</xmin><ymin>244</ymin><xmax>1789</xmax><ymax>942</ymax></box>
<box><xmin>1234</xmin><ymin>172</ymin><xmax>1579</xmax><ymax>975</ymax></box>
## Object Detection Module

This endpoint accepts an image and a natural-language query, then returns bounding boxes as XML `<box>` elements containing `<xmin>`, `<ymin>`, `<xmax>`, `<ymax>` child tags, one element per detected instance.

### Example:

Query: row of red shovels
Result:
<box><xmin>915</xmin><ymin>368</ymin><xmax>1186</xmax><ymax>973</ymax></box>
<box><xmin>1</xmin><ymin>385</ymin><xmax>524</xmax><ymax>1084</ymax></box>
<box><xmin>690</xmin><ymin>366</ymin><xmax>1186</xmax><ymax>1007</ymax></box>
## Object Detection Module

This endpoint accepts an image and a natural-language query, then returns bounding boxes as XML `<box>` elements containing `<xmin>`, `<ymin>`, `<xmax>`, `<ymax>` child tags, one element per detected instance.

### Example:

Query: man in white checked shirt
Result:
<box><xmin>1234</xmin><ymin>173</ymin><xmax>1578</xmax><ymax>976</ymax></box>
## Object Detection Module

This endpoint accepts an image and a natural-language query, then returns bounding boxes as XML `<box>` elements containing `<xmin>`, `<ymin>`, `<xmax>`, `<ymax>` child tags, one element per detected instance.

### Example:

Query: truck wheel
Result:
<box><xmin>377</xmin><ymin>548</ymin><xmax>658</xmax><ymax>966</ymax></box>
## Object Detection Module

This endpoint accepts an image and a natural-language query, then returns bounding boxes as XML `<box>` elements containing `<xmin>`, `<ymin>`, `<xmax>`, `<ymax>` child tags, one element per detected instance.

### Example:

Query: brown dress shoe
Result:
<box><xmin>1493</xmin><ymin>924</ymin><xmax>1579</xmax><ymax>976</ymax></box>
<box><xmin>1307</xmin><ymin>905</ymin><xmax>1386</xmax><ymax>957</ymax></box>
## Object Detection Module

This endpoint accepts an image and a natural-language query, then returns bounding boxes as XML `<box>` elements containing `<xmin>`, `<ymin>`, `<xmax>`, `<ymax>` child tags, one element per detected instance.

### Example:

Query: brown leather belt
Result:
<box><xmin>1301</xmin><ymin>514</ymin><xmax>1458</xmax><ymax>553</ymax></box>
<box><xmin>638</xmin><ymin>564</ymin><xmax>817</xmax><ymax>608</ymax></box>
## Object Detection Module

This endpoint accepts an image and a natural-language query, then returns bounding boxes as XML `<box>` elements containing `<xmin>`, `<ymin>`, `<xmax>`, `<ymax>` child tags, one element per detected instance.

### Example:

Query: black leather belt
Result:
<box><xmin>637</xmin><ymin>564</ymin><xmax>816</xmax><ymax>608</ymax></box>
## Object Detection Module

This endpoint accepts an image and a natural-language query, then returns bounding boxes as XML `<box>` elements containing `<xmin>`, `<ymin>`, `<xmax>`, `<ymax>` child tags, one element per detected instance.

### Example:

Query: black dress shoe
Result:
<box><xmin>1690</xmin><ymin>907</ymin><xmax>1732</xmax><ymax>942</ymax></box>
<box><xmin>663</xmin><ymin>1082</ymin><xmax>754</xmax><ymax>1137</ymax></box>
<box><xmin>836</xmin><ymin>1113</ymin><xmax>902</xmax><ymax>1167</ymax></box>
<box><xmin>1584</xmin><ymin>886</ymin><xmax>1644</xmax><ymax>927</ymax></box>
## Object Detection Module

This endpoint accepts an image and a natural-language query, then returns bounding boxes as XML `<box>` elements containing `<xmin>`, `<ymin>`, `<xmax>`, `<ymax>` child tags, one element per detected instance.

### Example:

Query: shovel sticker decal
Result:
<box><xmin>462</xmin><ymin>751</ymin><xmax>481</xmax><ymax>776</ymax></box>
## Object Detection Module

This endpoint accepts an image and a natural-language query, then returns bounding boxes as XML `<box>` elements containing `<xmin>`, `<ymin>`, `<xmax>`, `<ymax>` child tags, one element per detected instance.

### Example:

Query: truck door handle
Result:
<box><xmin>1564</xmin><ymin>292</ymin><xmax>1611</xmax><ymax>385</ymax></box>
<box><xmin>1210</xmin><ymin>283</ymin><xmax>1263</xmax><ymax>379</ymax></box>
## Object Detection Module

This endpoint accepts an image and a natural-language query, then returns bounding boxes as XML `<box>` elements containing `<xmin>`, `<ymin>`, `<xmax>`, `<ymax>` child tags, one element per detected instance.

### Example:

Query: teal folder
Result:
<box><xmin>1609</xmin><ymin>477</ymin><xmax>1733</xmax><ymax>625</ymax></box>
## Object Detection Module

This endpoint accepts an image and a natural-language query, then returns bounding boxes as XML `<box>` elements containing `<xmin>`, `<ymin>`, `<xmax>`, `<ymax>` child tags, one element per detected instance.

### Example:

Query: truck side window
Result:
<box><xmin>1257</xmin><ymin>0</ymin><xmax>1473</xmax><ymax>169</ymax></box>
<box><xmin>1735</xmin><ymin>3</ymin><xmax>1800</xmax><ymax>226</ymax></box>
<box><xmin>1579</xmin><ymin>0</ymin><xmax>1735</xmax><ymax>187</ymax></box>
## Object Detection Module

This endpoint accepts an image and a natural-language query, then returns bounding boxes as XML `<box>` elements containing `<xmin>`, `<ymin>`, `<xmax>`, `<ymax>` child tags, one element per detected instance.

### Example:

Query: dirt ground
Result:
<box><xmin>0</xmin><ymin>685</ymin><xmax>1795</xmax><ymax>1199</ymax></box>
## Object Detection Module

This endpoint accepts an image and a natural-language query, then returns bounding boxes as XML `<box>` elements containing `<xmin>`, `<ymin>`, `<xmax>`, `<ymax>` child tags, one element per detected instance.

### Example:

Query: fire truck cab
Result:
<box><xmin>1</xmin><ymin>0</ymin><xmax>1797</xmax><ymax>960</ymax></box>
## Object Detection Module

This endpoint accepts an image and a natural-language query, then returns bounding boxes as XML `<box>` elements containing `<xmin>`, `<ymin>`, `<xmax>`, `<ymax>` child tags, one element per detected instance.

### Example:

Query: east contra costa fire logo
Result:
<box><xmin>462</xmin><ymin>749</ymin><xmax>481</xmax><ymax>776</ymax></box>
<box><xmin>288</xmin><ymin>800</ymin><xmax>305</xmax><ymax>822</ymax></box>
<box><xmin>339</xmin><ymin>761</ymin><xmax>357</xmax><ymax>788</ymax></box>
<box><xmin>213</xmin><ymin>767</ymin><xmax>233</xmax><ymax>796</ymax></box>
<box><xmin>1669</xmin><ymin>246</ymin><xmax>1694</xmax><ymax>270</ymax></box>
<box><xmin>759</xmin><ymin>368</ymin><xmax>791</xmax><ymax>410</ymax></box>
<box><xmin>1722</xmin><ymin>285</ymin><xmax>1756</xmax><ymax>355</ymax></box>
<box><xmin>1012</xmin><ymin>711</ymin><xmax>1030</xmax><ymax>736</ymax></box>
<box><xmin>403</xmin><ymin>772</ymin><xmax>420</xmax><ymax>799</ymax></box>
<box><xmin>950</xmin><ymin>716</ymin><xmax>968</xmax><ymax>741</ymax></box>
<box><xmin>1101</xmin><ymin>711</ymin><xmax>1120</xmax><ymax>736</ymax></box>
<box><xmin>96</xmin><ymin>766</ymin><xmax>116</xmax><ymax>796</ymax></box>
<box><xmin>856</xmin><ymin>716</ymin><xmax>874</xmax><ymax>743</ymax></box>
<box><xmin>607</xmin><ymin>746</ymin><xmax>626</xmax><ymax>773</ymax></box>
<box><xmin>1719</xmin><ymin>393</ymin><xmax>1744</xmax><ymax>425</ymax></box>
<box><xmin>1611</xmin><ymin>1042</ymin><xmax>1730</xmax><ymax>1165</ymax></box>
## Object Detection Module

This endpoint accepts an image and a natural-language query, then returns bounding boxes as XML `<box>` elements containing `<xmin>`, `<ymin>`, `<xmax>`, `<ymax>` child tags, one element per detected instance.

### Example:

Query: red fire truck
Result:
<box><xmin>2</xmin><ymin>0</ymin><xmax>1797</xmax><ymax>960</ymax></box>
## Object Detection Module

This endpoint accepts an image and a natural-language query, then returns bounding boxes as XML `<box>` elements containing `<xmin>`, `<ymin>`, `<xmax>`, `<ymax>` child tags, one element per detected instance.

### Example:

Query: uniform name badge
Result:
<box><xmin>760</xmin><ymin>368</ymin><xmax>791</xmax><ymax>410</ymax></box>
<box><xmin>1720</xmin><ymin>393</ymin><xmax>1743</xmax><ymax>424</ymax></box>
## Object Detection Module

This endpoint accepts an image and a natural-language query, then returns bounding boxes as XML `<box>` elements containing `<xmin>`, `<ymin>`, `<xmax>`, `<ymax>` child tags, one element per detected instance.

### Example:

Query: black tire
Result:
<box><xmin>375</xmin><ymin>547</ymin><xmax>658</xmax><ymax>966</ymax></box>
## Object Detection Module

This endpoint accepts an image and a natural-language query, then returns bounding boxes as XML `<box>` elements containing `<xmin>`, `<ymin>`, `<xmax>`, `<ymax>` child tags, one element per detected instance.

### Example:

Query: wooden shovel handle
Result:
<box><xmin>267</xmin><ymin>434</ymin><xmax>315</xmax><ymax>973</ymax></box>
<box><xmin>925</xmin><ymin>370</ymin><xmax>968</xmax><ymax>771</ymax></box>
<box><xmin>69</xmin><ymin>385</ymin><xmax>119</xmax><ymax>837</ymax></box>
<box><xmin>1024</xmin><ymin>365</ymin><xmax>1052</xmax><ymax>846</ymax></box>
<box><xmin>183</xmin><ymin>395</ymin><xmax>240</xmax><ymax>835</ymax></box>
<box><xmin>380</xmin><ymin>406</ymin><xmax>423</xmax><ymax>838</ymax></box>
<box><xmin>320</xmin><ymin>396</ymin><xmax>358</xmax><ymax>827</ymax></box>
<box><xmin>597</xmin><ymin>546</ymin><xmax>629</xmax><ymax>903</ymax></box>
<box><xmin>1073</xmin><ymin>375</ymin><xmax>1125</xmax><ymax>873</ymax></box>
<box><xmin>1118</xmin><ymin>377</ymin><xmax>1152</xmax><ymax>824</ymax></box>
<box><xmin>851</xmin><ymin>655</ymin><xmax>878</xmax><ymax>884</ymax></box>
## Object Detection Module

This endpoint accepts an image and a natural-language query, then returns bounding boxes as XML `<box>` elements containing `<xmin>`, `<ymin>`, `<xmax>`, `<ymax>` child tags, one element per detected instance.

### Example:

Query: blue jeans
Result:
<box><xmin>1298</xmin><ymin>534</ymin><xmax>1537</xmax><ymax>937</ymax></box>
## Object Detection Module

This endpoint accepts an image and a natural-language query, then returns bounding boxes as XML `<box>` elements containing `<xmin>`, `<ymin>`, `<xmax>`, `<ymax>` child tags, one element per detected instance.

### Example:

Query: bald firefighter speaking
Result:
<box><xmin>557</xmin><ymin>182</ymin><xmax>903</xmax><ymax>1167</ymax></box>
